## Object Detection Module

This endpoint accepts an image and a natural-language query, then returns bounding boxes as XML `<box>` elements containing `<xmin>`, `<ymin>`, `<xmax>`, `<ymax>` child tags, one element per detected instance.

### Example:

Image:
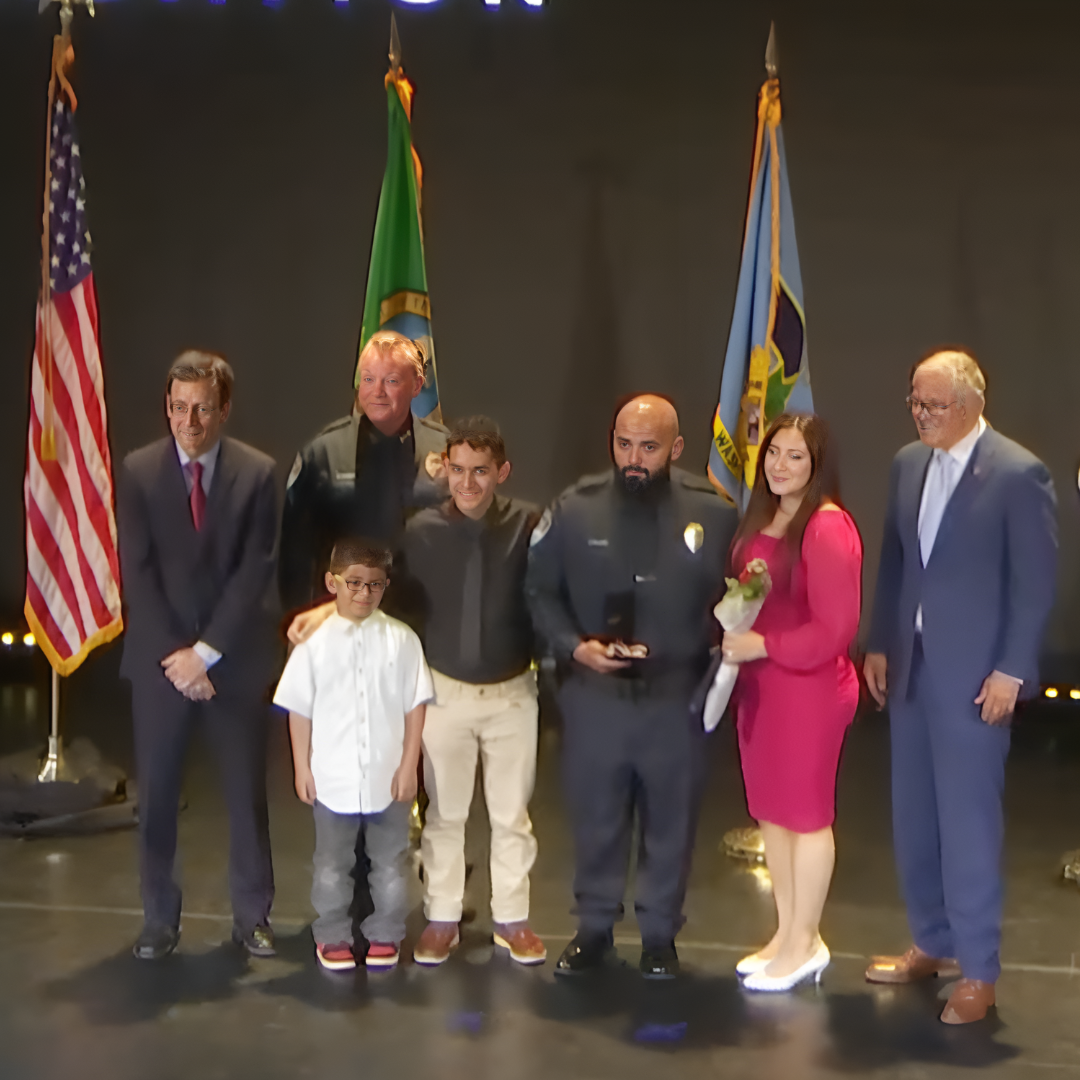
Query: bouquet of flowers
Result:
<box><xmin>701</xmin><ymin>557</ymin><xmax>772</xmax><ymax>732</ymax></box>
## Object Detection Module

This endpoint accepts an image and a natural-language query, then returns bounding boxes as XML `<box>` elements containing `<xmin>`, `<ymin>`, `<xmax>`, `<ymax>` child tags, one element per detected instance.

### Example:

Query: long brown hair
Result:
<box><xmin>730</xmin><ymin>412</ymin><xmax>837</xmax><ymax>568</ymax></box>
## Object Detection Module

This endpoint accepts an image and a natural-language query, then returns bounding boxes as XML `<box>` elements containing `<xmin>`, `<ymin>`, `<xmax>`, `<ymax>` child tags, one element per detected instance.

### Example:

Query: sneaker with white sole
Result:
<box><xmin>493</xmin><ymin>926</ymin><xmax>547</xmax><ymax>965</ymax></box>
<box><xmin>413</xmin><ymin>923</ymin><xmax>460</xmax><ymax>966</ymax></box>
<box><xmin>316</xmin><ymin>942</ymin><xmax>356</xmax><ymax>971</ymax></box>
<box><xmin>365</xmin><ymin>942</ymin><xmax>401</xmax><ymax>969</ymax></box>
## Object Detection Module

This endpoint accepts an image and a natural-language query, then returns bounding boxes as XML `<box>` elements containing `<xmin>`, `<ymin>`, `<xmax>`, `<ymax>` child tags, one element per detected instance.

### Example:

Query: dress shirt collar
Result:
<box><xmin>442</xmin><ymin>494</ymin><xmax>502</xmax><ymax>534</ymax></box>
<box><xmin>175</xmin><ymin>437</ymin><xmax>222</xmax><ymax>472</ymax></box>
<box><xmin>936</xmin><ymin>415</ymin><xmax>986</xmax><ymax>471</ymax></box>
<box><xmin>325</xmin><ymin>608</ymin><xmax>387</xmax><ymax>636</ymax></box>
<box><xmin>360</xmin><ymin>413</ymin><xmax>414</xmax><ymax>446</ymax></box>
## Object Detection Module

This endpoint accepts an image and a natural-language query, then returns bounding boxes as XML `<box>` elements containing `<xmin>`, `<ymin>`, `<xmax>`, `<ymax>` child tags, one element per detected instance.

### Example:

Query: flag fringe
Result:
<box><xmin>24</xmin><ymin>601</ymin><xmax>122</xmax><ymax>678</ymax></box>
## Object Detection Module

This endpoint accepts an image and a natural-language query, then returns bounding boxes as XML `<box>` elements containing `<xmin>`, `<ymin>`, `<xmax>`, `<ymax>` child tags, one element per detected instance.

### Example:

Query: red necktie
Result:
<box><xmin>189</xmin><ymin>460</ymin><xmax>206</xmax><ymax>531</ymax></box>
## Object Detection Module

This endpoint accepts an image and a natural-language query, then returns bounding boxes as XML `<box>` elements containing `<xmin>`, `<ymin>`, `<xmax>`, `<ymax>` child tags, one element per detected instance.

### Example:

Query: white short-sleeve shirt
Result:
<box><xmin>273</xmin><ymin>610</ymin><xmax>434</xmax><ymax>815</ymax></box>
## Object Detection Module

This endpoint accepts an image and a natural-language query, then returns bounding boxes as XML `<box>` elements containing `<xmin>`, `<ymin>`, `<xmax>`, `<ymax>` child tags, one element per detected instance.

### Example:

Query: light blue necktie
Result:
<box><xmin>919</xmin><ymin>451</ymin><xmax>955</xmax><ymax>567</ymax></box>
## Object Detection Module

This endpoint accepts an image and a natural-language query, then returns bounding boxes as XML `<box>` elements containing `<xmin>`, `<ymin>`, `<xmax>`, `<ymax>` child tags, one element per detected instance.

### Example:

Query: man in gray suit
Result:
<box><xmin>119</xmin><ymin>351</ymin><xmax>279</xmax><ymax>961</ymax></box>
<box><xmin>863</xmin><ymin>348</ymin><xmax>1057</xmax><ymax>1024</ymax></box>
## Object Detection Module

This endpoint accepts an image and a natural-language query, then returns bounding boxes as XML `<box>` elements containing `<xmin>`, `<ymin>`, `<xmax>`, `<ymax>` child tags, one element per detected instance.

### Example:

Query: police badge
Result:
<box><xmin>684</xmin><ymin>522</ymin><xmax>704</xmax><ymax>553</ymax></box>
<box><xmin>424</xmin><ymin>451</ymin><xmax>444</xmax><ymax>479</ymax></box>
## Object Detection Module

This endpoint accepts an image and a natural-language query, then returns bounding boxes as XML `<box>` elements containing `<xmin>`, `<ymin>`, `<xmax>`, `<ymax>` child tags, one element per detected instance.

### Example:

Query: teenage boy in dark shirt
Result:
<box><xmin>405</xmin><ymin>423</ymin><xmax>545</xmax><ymax>966</ymax></box>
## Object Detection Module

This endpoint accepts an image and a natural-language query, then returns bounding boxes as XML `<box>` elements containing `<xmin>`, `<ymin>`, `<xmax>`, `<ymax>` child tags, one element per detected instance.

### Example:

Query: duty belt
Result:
<box><xmin>568</xmin><ymin>661</ymin><xmax>705</xmax><ymax>702</ymax></box>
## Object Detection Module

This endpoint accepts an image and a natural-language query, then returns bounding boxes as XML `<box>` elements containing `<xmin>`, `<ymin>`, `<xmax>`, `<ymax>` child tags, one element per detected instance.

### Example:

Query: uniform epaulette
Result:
<box><xmin>564</xmin><ymin>471</ymin><xmax>612</xmax><ymax>498</ymax></box>
<box><xmin>674</xmin><ymin>468</ymin><xmax>720</xmax><ymax>494</ymax></box>
<box><xmin>317</xmin><ymin>415</ymin><xmax>353</xmax><ymax>437</ymax></box>
<box><xmin>416</xmin><ymin>414</ymin><xmax>450</xmax><ymax>436</ymax></box>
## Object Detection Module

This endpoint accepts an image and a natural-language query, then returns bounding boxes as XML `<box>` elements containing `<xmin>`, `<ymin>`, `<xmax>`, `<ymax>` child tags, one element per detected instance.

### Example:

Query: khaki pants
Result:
<box><xmin>421</xmin><ymin>668</ymin><xmax>539</xmax><ymax>924</ymax></box>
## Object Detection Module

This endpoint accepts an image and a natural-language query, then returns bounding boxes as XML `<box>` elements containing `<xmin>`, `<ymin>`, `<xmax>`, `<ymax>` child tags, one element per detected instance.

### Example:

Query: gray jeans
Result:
<box><xmin>312</xmin><ymin>799</ymin><xmax>411</xmax><ymax>946</ymax></box>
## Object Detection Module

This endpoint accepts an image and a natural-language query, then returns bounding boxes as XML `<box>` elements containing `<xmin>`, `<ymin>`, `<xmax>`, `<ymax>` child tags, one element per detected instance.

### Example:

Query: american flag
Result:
<box><xmin>23</xmin><ymin>91</ymin><xmax>123</xmax><ymax>675</ymax></box>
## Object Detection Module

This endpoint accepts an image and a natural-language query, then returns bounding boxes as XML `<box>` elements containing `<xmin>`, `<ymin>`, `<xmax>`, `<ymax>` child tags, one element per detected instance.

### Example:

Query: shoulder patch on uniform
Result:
<box><xmin>286</xmin><ymin>453</ymin><xmax>303</xmax><ymax>490</ymax></box>
<box><xmin>530</xmin><ymin>507</ymin><xmax>553</xmax><ymax>547</ymax></box>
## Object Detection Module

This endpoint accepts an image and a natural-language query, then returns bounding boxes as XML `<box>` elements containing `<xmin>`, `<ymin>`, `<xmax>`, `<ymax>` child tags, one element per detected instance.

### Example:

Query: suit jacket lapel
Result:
<box><xmin>160</xmin><ymin>439</ymin><xmax>197</xmax><ymax>539</ymax></box>
<box><xmin>203</xmin><ymin>438</ymin><xmax>236</xmax><ymax>542</ymax></box>
<box><xmin>902</xmin><ymin>444</ymin><xmax>932</xmax><ymax>553</ymax></box>
<box><xmin>927</xmin><ymin>431</ymin><xmax>995</xmax><ymax>563</ymax></box>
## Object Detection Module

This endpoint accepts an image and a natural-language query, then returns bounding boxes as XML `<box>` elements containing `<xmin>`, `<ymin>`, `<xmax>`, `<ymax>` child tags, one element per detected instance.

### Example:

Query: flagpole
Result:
<box><xmin>36</xmin><ymin>0</ymin><xmax>95</xmax><ymax>786</ymax></box>
<box><xmin>38</xmin><ymin>670</ymin><xmax>61</xmax><ymax>783</ymax></box>
<box><xmin>721</xmin><ymin>23</ymin><xmax>777</xmax><ymax>873</ymax></box>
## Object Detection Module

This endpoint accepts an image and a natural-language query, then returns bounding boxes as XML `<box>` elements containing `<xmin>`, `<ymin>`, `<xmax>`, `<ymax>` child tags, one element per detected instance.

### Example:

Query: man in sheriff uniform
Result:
<box><xmin>526</xmin><ymin>393</ymin><xmax>737</xmax><ymax>980</ymax></box>
<box><xmin>280</xmin><ymin>330</ymin><xmax>448</xmax><ymax>617</ymax></box>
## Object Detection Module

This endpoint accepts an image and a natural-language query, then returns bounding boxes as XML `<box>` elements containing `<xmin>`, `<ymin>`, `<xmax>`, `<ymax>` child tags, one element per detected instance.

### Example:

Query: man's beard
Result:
<box><xmin>617</xmin><ymin>461</ymin><xmax>671</xmax><ymax>496</ymax></box>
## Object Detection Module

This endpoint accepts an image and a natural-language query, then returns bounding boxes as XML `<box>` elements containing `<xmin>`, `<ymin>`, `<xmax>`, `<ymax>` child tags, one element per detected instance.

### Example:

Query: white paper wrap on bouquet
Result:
<box><xmin>701</xmin><ymin>591</ymin><xmax>768</xmax><ymax>733</ymax></box>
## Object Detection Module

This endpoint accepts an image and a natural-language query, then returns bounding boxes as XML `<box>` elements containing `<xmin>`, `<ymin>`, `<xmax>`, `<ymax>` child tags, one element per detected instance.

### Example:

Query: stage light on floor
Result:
<box><xmin>1070</xmin><ymin>690</ymin><xmax>1080</xmax><ymax>700</ymax></box>
<box><xmin>1062</xmin><ymin>850</ymin><xmax>1080</xmax><ymax>886</ymax></box>
<box><xmin>1045</xmin><ymin>687</ymin><xmax>1059</xmax><ymax>698</ymax></box>
<box><xmin>1</xmin><ymin>633</ymin><xmax>12</xmax><ymax>646</ymax></box>
<box><xmin>746</xmin><ymin>864</ymin><xmax>773</xmax><ymax>894</ymax></box>
<box><xmin>22</xmin><ymin>634</ymin><xmax>35</xmax><ymax>648</ymax></box>
<box><xmin>722</xmin><ymin>826</ymin><xmax>765</xmax><ymax>864</ymax></box>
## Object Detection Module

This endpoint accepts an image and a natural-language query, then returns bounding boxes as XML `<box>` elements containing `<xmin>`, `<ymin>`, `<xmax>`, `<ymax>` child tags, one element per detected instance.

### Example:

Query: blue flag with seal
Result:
<box><xmin>709</xmin><ymin>64</ymin><xmax>812</xmax><ymax>510</ymax></box>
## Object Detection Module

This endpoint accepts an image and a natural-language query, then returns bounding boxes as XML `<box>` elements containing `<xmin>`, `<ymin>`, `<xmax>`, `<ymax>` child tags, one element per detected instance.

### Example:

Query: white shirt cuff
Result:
<box><xmin>193</xmin><ymin>641</ymin><xmax>222</xmax><ymax>668</ymax></box>
<box><xmin>992</xmin><ymin>670</ymin><xmax>1023</xmax><ymax>686</ymax></box>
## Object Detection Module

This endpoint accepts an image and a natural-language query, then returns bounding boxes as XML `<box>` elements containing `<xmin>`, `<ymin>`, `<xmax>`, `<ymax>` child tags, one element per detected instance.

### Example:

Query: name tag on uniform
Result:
<box><xmin>588</xmin><ymin>538</ymin><xmax>609</xmax><ymax>547</ymax></box>
<box><xmin>335</xmin><ymin>471</ymin><xmax>356</xmax><ymax>481</ymax></box>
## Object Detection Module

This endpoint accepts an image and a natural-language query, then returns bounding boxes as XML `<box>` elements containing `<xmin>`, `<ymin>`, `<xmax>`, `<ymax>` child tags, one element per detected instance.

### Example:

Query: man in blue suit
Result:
<box><xmin>863</xmin><ymin>348</ymin><xmax>1057</xmax><ymax>1024</ymax></box>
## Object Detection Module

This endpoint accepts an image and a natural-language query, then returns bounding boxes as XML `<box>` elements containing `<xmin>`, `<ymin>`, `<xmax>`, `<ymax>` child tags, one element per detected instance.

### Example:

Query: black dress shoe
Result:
<box><xmin>640</xmin><ymin>944</ymin><xmax>680</xmax><ymax>980</ymax></box>
<box><xmin>133</xmin><ymin>923</ymin><xmax>180</xmax><ymax>961</ymax></box>
<box><xmin>233</xmin><ymin>924</ymin><xmax>276</xmax><ymax>958</ymax></box>
<box><xmin>554</xmin><ymin>933</ymin><xmax>614</xmax><ymax>977</ymax></box>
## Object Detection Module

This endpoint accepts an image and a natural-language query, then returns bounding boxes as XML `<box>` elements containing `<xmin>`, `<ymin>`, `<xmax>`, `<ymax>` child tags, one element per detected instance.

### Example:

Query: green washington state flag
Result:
<box><xmin>356</xmin><ymin>65</ymin><xmax>441</xmax><ymax>420</ymax></box>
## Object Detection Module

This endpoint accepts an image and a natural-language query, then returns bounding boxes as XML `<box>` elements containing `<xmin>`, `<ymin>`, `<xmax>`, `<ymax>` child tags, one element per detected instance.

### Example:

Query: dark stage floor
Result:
<box><xmin>2</xmin><ymin>648</ymin><xmax>1080</xmax><ymax>1080</ymax></box>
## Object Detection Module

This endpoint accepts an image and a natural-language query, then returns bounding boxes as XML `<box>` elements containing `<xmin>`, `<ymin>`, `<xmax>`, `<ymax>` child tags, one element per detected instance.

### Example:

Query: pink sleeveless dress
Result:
<box><xmin>733</xmin><ymin>508</ymin><xmax>862</xmax><ymax>833</ymax></box>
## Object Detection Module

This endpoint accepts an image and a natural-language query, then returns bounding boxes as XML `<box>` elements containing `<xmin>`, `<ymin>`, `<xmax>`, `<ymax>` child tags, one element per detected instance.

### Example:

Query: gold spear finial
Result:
<box><xmin>39</xmin><ymin>0</ymin><xmax>96</xmax><ymax>34</ymax></box>
<box><xmin>389</xmin><ymin>12</ymin><xmax>402</xmax><ymax>76</ymax></box>
<box><xmin>764</xmin><ymin>20</ymin><xmax>778</xmax><ymax>79</ymax></box>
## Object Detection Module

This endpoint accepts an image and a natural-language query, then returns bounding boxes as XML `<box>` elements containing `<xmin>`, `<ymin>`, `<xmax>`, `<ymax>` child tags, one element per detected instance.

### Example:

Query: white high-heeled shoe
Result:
<box><xmin>741</xmin><ymin>941</ymin><xmax>830</xmax><ymax>992</ymax></box>
<box><xmin>735</xmin><ymin>952</ymin><xmax>773</xmax><ymax>977</ymax></box>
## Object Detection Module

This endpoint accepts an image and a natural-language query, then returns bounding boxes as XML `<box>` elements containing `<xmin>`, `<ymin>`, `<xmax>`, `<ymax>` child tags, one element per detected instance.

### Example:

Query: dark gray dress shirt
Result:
<box><xmin>402</xmin><ymin>495</ymin><xmax>541</xmax><ymax>685</ymax></box>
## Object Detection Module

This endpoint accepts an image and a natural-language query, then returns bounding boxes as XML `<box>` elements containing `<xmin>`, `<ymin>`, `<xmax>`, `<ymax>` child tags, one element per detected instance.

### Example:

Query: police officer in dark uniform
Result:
<box><xmin>527</xmin><ymin>393</ymin><xmax>737</xmax><ymax>979</ymax></box>
<box><xmin>280</xmin><ymin>330</ymin><xmax>448</xmax><ymax>619</ymax></box>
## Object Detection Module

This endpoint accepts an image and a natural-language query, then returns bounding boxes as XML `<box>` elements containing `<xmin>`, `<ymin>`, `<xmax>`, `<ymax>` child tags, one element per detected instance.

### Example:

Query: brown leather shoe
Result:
<box><xmin>941</xmin><ymin>978</ymin><xmax>996</xmax><ymax>1024</ymax></box>
<box><xmin>865</xmin><ymin>944</ymin><xmax>962</xmax><ymax>984</ymax></box>
<box><xmin>493</xmin><ymin>925</ymin><xmax>547</xmax><ymax>965</ymax></box>
<box><xmin>413</xmin><ymin>922</ymin><xmax>460</xmax><ymax>967</ymax></box>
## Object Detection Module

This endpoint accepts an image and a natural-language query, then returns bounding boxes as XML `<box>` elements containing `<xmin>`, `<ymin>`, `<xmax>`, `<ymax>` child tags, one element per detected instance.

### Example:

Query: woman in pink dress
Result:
<box><xmin>721</xmin><ymin>413</ymin><xmax>862</xmax><ymax>992</ymax></box>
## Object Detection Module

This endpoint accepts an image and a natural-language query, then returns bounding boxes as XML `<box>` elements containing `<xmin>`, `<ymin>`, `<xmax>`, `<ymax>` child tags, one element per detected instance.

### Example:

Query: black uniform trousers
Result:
<box><xmin>559</xmin><ymin>673</ymin><xmax>710</xmax><ymax>948</ymax></box>
<box><xmin>131</xmin><ymin>673</ymin><xmax>274</xmax><ymax>934</ymax></box>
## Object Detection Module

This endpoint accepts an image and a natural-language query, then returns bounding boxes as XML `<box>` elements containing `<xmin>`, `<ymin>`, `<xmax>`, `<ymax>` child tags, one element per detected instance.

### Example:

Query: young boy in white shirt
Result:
<box><xmin>274</xmin><ymin>538</ymin><xmax>433</xmax><ymax>971</ymax></box>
